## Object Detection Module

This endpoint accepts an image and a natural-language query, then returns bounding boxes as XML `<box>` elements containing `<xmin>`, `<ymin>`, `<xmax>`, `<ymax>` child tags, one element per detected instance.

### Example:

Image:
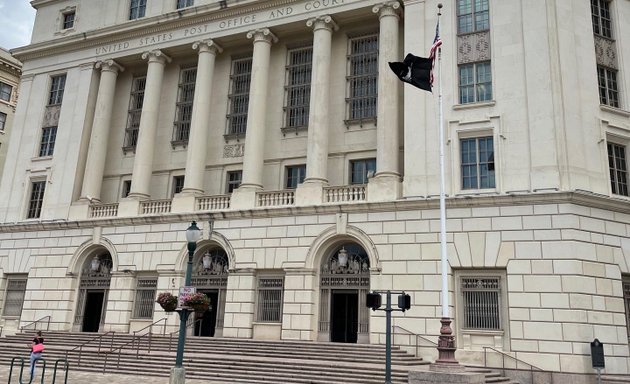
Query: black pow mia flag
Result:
<box><xmin>388</xmin><ymin>54</ymin><xmax>433</xmax><ymax>92</ymax></box>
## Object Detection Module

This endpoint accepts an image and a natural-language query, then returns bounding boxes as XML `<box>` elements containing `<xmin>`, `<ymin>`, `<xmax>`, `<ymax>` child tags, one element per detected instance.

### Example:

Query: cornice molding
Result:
<box><xmin>1</xmin><ymin>191</ymin><xmax>630</xmax><ymax>233</ymax></box>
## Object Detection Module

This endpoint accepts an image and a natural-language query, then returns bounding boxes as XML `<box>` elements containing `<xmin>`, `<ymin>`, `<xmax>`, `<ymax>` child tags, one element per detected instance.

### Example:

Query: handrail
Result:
<box><xmin>391</xmin><ymin>325</ymin><xmax>437</xmax><ymax>358</ymax></box>
<box><xmin>65</xmin><ymin>331</ymin><xmax>115</xmax><ymax>367</ymax></box>
<box><xmin>167</xmin><ymin>317</ymin><xmax>203</xmax><ymax>352</ymax></box>
<box><xmin>101</xmin><ymin>334</ymin><xmax>142</xmax><ymax>374</ymax></box>
<box><xmin>132</xmin><ymin>317</ymin><xmax>168</xmax><ymax>338</ymax></box>
<box><xmin>483</xmin><ymin>346</ymin><xmax>552</xmax><ymax>384</ymax></box>
<box><xmin>20</xmin><ymin>315</ymin><xmax>51</xmax><ymax>331</ymax></box>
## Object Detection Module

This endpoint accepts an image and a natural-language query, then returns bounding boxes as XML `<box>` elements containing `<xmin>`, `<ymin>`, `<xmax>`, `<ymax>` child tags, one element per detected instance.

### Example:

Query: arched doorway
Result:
<box><xmin>319</xmin><ymin>243</ymin><xmax>370</xmax><ymax>343</ymax></box>
<box><xmin>191</xmin><ymin>248</ymin><xmax>229</xmax><ymax>337</ymax></box>
<box><xmin>74</xmin><ymin>253</ymin><xmax>113</xmax><ymax>332</ymax></box>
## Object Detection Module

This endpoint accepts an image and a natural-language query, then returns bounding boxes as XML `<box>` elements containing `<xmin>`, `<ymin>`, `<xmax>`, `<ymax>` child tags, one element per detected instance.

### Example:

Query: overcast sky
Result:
<box><xmin>0</xmin><ymin>0</ymin><xmax>36</xmax><ymax>50</ymax></box>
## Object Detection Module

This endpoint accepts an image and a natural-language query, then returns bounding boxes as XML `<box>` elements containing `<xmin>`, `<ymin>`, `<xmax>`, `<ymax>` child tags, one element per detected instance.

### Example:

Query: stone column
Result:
<box><xmin>231</xmin><ymin>29</ymin><xmax>277</xmax><ymax>209</ymax></box>
<box><xmin>128</xmin><ymin>50</ymin><xmax>171</xmax><ymax>200</ymax></box>
<box><xmin>296</xmin><ymin>16</ymin><xmax>338</xmax><ymax>206</ymax></box>
<box><xmin>368</xmin><ymin>2</ymin><xmax>402</xmax><ymax>202</ymax></box>
<box><xmin>79</xmin><ymin>60</ymin><xmax>124</xmax><ymax>203</ymax></box>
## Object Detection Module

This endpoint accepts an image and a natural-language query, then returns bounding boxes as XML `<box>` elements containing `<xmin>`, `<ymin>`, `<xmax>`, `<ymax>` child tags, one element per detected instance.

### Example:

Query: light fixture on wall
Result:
<box><xmin>202</xmin><ymin>252</ymin><xmax>212</xmax><ymax>269</ymax></box>
<box><xmin>90</xmin><ymin>256</ymin><xmax>101</xmax><ymax>272</ymax></box>
<box><xmin>338</xmin><ymin>247</ymin><xmax>348</xmax><ymax>267</ymax></box>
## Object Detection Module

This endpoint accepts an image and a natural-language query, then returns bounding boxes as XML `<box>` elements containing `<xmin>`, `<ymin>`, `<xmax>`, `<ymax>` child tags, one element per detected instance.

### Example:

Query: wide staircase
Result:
<box><xmin>0</xmin><ymin>331</ymin><xmax>519</xmax><ymax>383</ymax></box>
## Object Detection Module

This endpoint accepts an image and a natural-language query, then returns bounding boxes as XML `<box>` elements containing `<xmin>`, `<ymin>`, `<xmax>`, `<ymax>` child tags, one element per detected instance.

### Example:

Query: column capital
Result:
<box><xmin>306</xmin><ymin>15</ymin><xmax>339</xmax><ymax>32</ymax></box>
<box><xmin>95</xmin><ymin>59</ymin><xmax>124</xmax><ymax>74</ymax></box>
<box><xmin>141</xmin><ymin>49</ymin><xmax>172</xmax><ymax>64</ymax></box>
<box><xmin>192</xmin><ymin>39</ymin><xmax>223</xmax><ymax>54</ymax></box>
<box><xmin>372</xmin><ymin>1</ymin><xmax>401</xmax><ymax>18</ymax></box>
<box><xmin>246</xmin><ymin>28</ymin><xmax>278</xmax><ymax>44</ymax></box>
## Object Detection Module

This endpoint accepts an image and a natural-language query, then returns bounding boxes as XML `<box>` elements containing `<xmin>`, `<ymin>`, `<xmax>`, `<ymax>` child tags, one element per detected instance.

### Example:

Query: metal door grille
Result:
<box><xmin>347</xmin><ymin>35</ymin><xmax>378</xmax><ymax>121</ymax></box>
<box><xmin>3</xmin><ymin>278</ymin><xmax>27</xmax><ymax>317</ymax></box>
<box><xmin>227</xmin><ymin>58</ymin><xmax>252</xmax><ymax>135</ymax></box>
<box><xmin>125</xmin><ymin>76</ymin><xmax>146</xmax><ymax>149</ymax></box>
<box><xmin>173</xmin><ymin>67</ymin><xmax>196</xmax><ymax>143</ymax></box>
<box><xmin>256</xmin><ymin>277</ymin><xmax>284</xmax><ymax>323</ymax></box>
<box><xmin>133</xmin><ymin>277</ymin><xmax>157</xmax><ymax>319</ymax></box>
<box><xmin>284</xmin><ymin>47</ymin><xmax>312</xmax><ymax>129</ymax></box>
<box><xmin>461</xmin><ymin>277</ymin><xmax>501</xmax><ymax>330</ymax></box>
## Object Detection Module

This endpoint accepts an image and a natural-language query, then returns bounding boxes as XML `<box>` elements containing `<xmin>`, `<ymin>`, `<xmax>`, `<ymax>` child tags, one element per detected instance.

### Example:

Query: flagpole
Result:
<box><xmin>433</xmin><ymin>2</ymin><xmax>461</xmax><ymax>370</ymax></box>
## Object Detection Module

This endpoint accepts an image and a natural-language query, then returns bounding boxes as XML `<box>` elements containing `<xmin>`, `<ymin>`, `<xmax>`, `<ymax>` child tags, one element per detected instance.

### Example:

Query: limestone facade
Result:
<box><xmin>0</xmin><ymin>48</ymin><xmax>21</xmax><ymax>185</ymax></box>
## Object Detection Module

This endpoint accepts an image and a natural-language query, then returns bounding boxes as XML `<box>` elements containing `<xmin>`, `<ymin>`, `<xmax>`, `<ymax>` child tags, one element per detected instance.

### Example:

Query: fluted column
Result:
<box><xmin>368</xmin><ymin>2</ymin><xmax>402</xmax><ymax>202</ymax></box>
<box><xmin>128</xmin><ymin>50</ymin><xmax>171</xmax><ymax>200</ymax></box>
<box><xmin>181</xmin><ymin>40</ymin><xmax>223</xmax><ymax>195</ymax></box>
<box><xmin>80</xmin><ymin>59</ymin><xmax>124</xmax><ymax>202</ymax></box>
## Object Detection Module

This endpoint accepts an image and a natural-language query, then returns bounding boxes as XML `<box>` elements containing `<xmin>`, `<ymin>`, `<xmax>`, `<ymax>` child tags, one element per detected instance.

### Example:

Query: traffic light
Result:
<box><xmin>366</xmin><ymin>292</ymin><xmax>382</xmax><ymax>310</ymax></box>
<box><xmin>397</xmin><ymin>293</ymin><xmax>411</xmax><ymax>311</ymax></box>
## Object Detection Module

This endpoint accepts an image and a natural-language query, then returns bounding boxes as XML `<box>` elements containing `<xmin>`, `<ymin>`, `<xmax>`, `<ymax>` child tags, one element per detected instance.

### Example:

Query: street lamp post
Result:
<box><xmin>169</xmin><ymin>221</ymin><xmax>202</xmax><ymax>384</ymax></box>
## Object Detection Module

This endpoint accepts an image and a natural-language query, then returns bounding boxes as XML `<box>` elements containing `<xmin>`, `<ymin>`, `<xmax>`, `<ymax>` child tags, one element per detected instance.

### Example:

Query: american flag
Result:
<box><xmin>428</xmin><ymin>20</ymin><xmax>443</xmax><ymax>85</ymax></box>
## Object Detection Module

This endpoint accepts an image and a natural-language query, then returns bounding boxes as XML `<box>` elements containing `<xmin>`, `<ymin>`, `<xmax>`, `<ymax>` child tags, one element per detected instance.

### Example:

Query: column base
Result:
<box><xmin>230</xmin><ymin>185</ymin><xmax>261</xmax><ymax>210</ymax></box>
<box><xmin>68</xmin><ymin>200</ymin><xmax>91</xmax><ymax>220</ymax></box>
<box><xmin>117</xmin><ymin>198</ymin><xmax>141</xmax><ymax>217</ymax></box>
<box><xmin>367</xmin><ymin>173</ymin><xmax>401</xmax><ymax>202</ymax></box>
<box><xmin>169</xmin><ymin>367</ymin><xmax>186</xmax><ymax>384</ymax></box>
<box><xmin>172</xmin><ymin>193</ymin><xmax>197</xmax><ymax>213</ymax></box>
<box><xmin>295</xmin><ymin>180</ymin><xmax>326</xmax><ymax>206</ymax></box>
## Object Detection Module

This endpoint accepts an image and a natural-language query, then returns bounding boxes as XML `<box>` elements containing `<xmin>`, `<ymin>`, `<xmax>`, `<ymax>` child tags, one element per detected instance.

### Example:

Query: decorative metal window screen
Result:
<box><xmin>0</xmin><ymin>112</ymin><xmax>6</xmax><ymax>131</ymax></box>
<box><xmin>226</xmin><ymin>170</ymin><xmax>242</xmax><ymax>193</ymax></box>
<box><xmin>608</xmin><ymin>143</ymin><xmax>628</xmax><ymax>196</ymax></box>
<box><xmin>461</xmin><ymin>277</ymin><xmax>501</xmax><ymax>330</ymax></box>
<box><xmin>350</xmin><ymin>159</ymin><xmax>376</xmax><ymax>185</ymax></box>
<box><xmin>172</xmin><ymin>176</ymin><xmax>185</xmax><ymax>196</ymax></box>
<box><xmin>284</xmin><ymin>47</ymin><xmax>312</xmax><ymax>129</ymax></box>
<box><xmin>48</xmin><ymin>75</ymin><xmax>66</xmax><ymax>106</ymax></box>
<box><xmin>457</xmin><ymin>0</ymin><xmax>489</xmax><ymax>34</ymax></box>
<box><xmin>39</xmin><ymin>126</ymin><xmax>57</xmax><ymax>157</ymax></box>
<box><xmin>0</xmin><ymin>82</ymin><xmax>12</xmax><ymax>102</ymax></box>
<box><xmin>63</xmin><ymin>12</ymin><xmax>75</xmax><ymax>29</ymax></box>
<box><xmin>177</xmin><ymin>0</ymin><xmax>194</xmax><ymax>9</ymax></box>
<box><xmin>122</xmin><ymin>180</ymin><xmax>132</xmax><ymax>198</ymax></box>
<box><xmin>173</xmin><ymin>67</ymin><xmax>197</xmax><ymax>143</ymax></box>
<box><xmin>125</xmin><ymin>76</ymin><xmax>146</xmax><ymax>149</ymax></box>
<box><xmin>597</xmin><ymin>66</ymin><xmax>619</xmax><ymax>108</ymax></box>
<box><xmin>227</xmin><ymin>57</ymin><xmax>252</xmax><ymax>135</ymax></box>
<box><xmin>133</xmin><ymin>277</ymin><xmax>157</xmax><ymax>319</ymax></box>
<box><xmin>3</xmin><ymin>277</ymin><xmax>27</xmax><ymax>317</ymax></box>
<box><xmin>28</xmin><ymin>181</ymin><xmax>46</xmax><ymax>219</ymax></box>
<box><xmin>623</xmin><ymin>277</ymin><xmax>630</xmax><ymax>339</ymax></box>
<box><xmin>591</xmin><ymin>0</ymin><xmax>612</xmax><ymax>39</ymax></box>
<box><xmin>461</xmin><ymin>136</ymin><xmax>495</xmax><ymax>189</ymax></box>
<box><xmin>347</xmin><ymin>35</ymin><xmax>378</xmax><ymax>121</ymax></box>
<box><xmin>285</xmin><ymin>165</ymin><xmax>306</xmax><ymax>189</ymax></box>
<box><xmin>256</xmin><ymin>277</ymin><xmax>284</xmax><ymax>323</ymax></box>
<box><xmin>129</xmin><ymin>0</ymin><xmax>147</xmax><ymax>19</ymax></box>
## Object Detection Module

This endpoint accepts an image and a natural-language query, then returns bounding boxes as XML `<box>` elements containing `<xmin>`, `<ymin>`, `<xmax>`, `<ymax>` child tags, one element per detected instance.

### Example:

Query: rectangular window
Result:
<box><xmin>623</xmin><ymin>276</ymin><xmax>630</xmax><ymax>338</ymax></box>
<box><xmin>2</xmin><ymin>276</ymin><xmax>27</xmax><ymax>317</ymax></box>
<box><xmin>285</xmin><ymin>47</ymin><xmax>312</xmax><ymax>129</ymax></box>
<box><xmin>597</xmin><ymin>66</ymin><xmax>619</xmax><ymax>108</ymax></box>
<box><xmin>176</xmin><ymin>0</ymin><xmax>194</xmax><ymax>9</ymax></box>
<box><xmin>461</xmin><ymin>276</ymin><xmax>502</xmax><ymax>330</ymax></box>
<box><xmin>132</xmin><ymin>277</ymin><xmax>157</xmax><ymax>319</ymax></box>
<box><xmin>350</xmin><ymin>158</ymin><xmax>376</xmax><ymax>185</ymax></box>
<box><xmin>256</xmin><ymin>276</ymin><xmax>284</xmax><ymax>323</ymax></box>
<box><xmin>226</xmin><ymin>170</ymin><xmax>242</xmax><ymax>194</ymax></box>
<box><xmin>459</xmin><ymin>62</ymin><xmax>492</xmax><ymax>104</ymax></box>
<box><xmin>227</xmin><ymin>57</ymin><xmax>252</xmax><ymax>135</ymax></box>
<box><xmin>39</xmin><ymin>126</ymin><xmax>57</xmax><ymax>157</ymax></box>
<box><xmin>48</xmin><ymin>75</ymin><xmax>66</xmax><ymax>106</ymax></box>
<box><xmin>122</xmin><ymin>180</ymin><xmax>132</xmax><ymax>198</ymax></box>
<box><xmin>173</xmin><ymin>67</ymin><xmax>196</xmax><ymax>143</ymax></box>
<box><xmin>0</xmin><ymin>112</ymin><xmax>6</xmax><ymax>131</ymax></box>
<box><xmin>285</xmin><ymin>165</ymin><xmax>306</xmax><ymax>189</ymax></box>
<box><xmin>129</xmin><ymin>0</ymin><xmax>147</xmax><ymax>20</ymax></box>
<box><xmin>347</xmin><ymin>35</ymin><xmax>378</xmax><ymax>121</ymax></box>
<box><xmin>172</xmin><ymin>175</ymin><xmax>185</xmax><ymax>196</ymax></box>
<box><xmin>591</xmin><ymin>0</ymin><xmax>612</xmax><ymax>39</ymax></box>
<box><xmin>457</xmin><ymin>0</ymin><xmax>490</xmax><ymax>34</ymax></box>
<box><xmin>461</xmin><ymin>136</ymin><xmax>495</xmax><ymax>190</ymax></box>
<box><xmin>0</xmin><ymin>82</ymin><xmax>12</xmax><ymax>102</ymax></box>
<box><xmin>125</xmin><ymin>76</ymin><xmax>146</xmax><ymax>149</ymax></box>
<box><xmin>608</xmin><ymin>142</ymin><xmax>628</xmax><ymax>196</ymax></box>
<box><xmin>62</xmin><ymin>11</ymin><xmax>75</xmax><ymax>29</ymax></box>
<box><xmin>27</xmin><ymin>181</ymin><xmax>46</xmax><ymax>219</ymax></box>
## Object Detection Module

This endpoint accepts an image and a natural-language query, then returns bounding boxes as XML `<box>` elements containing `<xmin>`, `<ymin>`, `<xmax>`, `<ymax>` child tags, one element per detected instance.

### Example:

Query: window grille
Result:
<box><xmin>39</xmin><ymin>126</ymin><xmax>57</xmax><ymax>157</ymax></box>
<box><xmin>129</xmin><ymin>0</ymin><xmax>147</xmax><ymax>20</ymax></box>
<box><xmin>28</xmin><ymin>181</ymin><xmax>46</xmax><ymax>219</ymax></box>
<box><xmin>226</xmin><ymin>170</ymin><xmax>242</xmax><ymax>193</ymax></box>
<box><xmin>285</xmin><ymin>165</ymin><xmax>306</xmax><ymax>189</ymax></box>
<box><xmin>177</xmin><ymin>0</ymin><xmax>194</xmax><ymax>9</ymax></box>
<box><xmin>591</xmin><ymin>0</ymin><xmax>612</xmax><ymax>39</ymax></box>
<box><xmin>133</xmin><ymin>277</ymin><xmax>157</xmax><ymax>319</ymax></box>
<box><xmin>63</xmin><ymin>12</ymin><xmax>75</xmax><ymax>29</ymax></box>
<box><xmin>623</xmin><ymin>276</ymin><xmax>630</xmax><ymax>338</ymax></box>
<box><xmin>459</xmin><ymin>62</ymin><xmax>492</xmax><ymax>104</ymax></box>
<box><xmin>227</xmin><ymin>57</ymin><xmax>252</xmax><ymax>135</ymax></box>
<box><xmin>285</xmin><ymin>47</ymin><xmax>312</xmax><ymax>129</ymax></box>
<box><xmin>125</xmin><ymin>76</ymin><xmax>146</xmax><ymax>149</ymax></box>
<box><xmin>256</xmin><ymin>277</ymin><xmax>284</xmax><ymax>323</ymax></box>
<box><xmin>350</xmin><ymin>158</ymin><xmax>376</xmax><ymax>185</ymax></box>
<box><xmin>461</xmin><ymin>136</ymin><xmax>495</xmax><ymax>189</ymax></box>
<box><xmin>122</xmin><ymin>180</ymin><xmax>132</xmax><ymax>198</ymax></box>
<box><xmin>172</xmin><ymin>175</ymin><xmax>185</xmax><ymax>196</ymax></box>
<box><xmin>48</xmin><ymin>75</ymin><xmax>66</xmax><ymax>106</ymax></box>
<box><xmin>347</xmin><ymin>35</ymin><xmax>378</xmax><ymax>121</ymax></box>
<box><xmin>0</xmin><ymin>82</ymin><xmax>12</xmax><ymax>102</ymax></box>
<box><xmin>457</xmin><ymin>0</ymin><xmax>489</xmax><ymax>34</ymax></box>
<box><xmin>608</xmin><ymin>142</ymin><xmax>628</xmax><ymax>196</ymax></box>
<box><xmin>597</xmin><ymin>66</ymin><xmax>619</xmax><ymax>108</ymax></box>
<box><xmin>3</xmin><ymin>277</ymin><xmax>27</xmax><ymax>317</ymax></box>
<box><xmin>173</xmin><ymin>67</ymin><xmax>196</xmax><ymax>144</ymax></box>
<box><xmin>0</xmin><ymin>112</ymin><xmax>6</xmax><ymax>131</ymax></box>
<box><xmin>461</xmin><ymin>277</ymin><xmax>501</xmax><ymax>330</ymax></box>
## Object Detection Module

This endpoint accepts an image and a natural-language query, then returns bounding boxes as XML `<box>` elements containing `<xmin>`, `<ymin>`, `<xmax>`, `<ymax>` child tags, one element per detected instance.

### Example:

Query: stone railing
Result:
<box><xmin>196</xmin><ymin>195</ymin><xmax>231</xmax><ymax>211</ymax></box>
<box><xmin>140</xmin><ymin>199</ymin><xmax>172</xmax><ymax>215</ymax></box>
<box><xmin>324</xmin><ymin>185</ymin><xmax>367</xmax><ymax>203</ymax></box>
<box><xmin>257</xmin><ymin>190</ymin><xmax>295</xmax><ymax>207</ymax></box>
<box><xmin>89</xmin><ymin>203</ymin><xmax>119</xmax><ymax>218</ymax></box>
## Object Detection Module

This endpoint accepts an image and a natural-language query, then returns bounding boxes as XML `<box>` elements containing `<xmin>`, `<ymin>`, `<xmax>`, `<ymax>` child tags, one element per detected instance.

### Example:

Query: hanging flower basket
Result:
<box><xmin>156</xmin><ymin>292</ymin><xmax>178</xmax><ymax>312</ymax></box>
<box><xmin>191</xmin><ymin>303</ymin><xmax>210</xmax><ymax>314</ymax></box>
<box><xmin>182</xmin><ymin>292</ymin><xmax>210</xmax><ymax>313</ymax></box>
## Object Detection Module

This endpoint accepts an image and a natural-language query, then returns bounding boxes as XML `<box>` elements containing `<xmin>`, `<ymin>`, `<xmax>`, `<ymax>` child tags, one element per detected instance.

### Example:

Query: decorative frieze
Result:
<box><xmin>224</xmin><ymin>143</ymin><xmax>244</xmax><ymax>158</ymax></box>
<box><xmin>594</xmin><ymin>35</ymin><xmax>618</xmax><ymax>69</ymax></box>
<box><xmin>457</xmin><ymin>31</ymin><xmax>491</xmax><ymax>64</ymax></box>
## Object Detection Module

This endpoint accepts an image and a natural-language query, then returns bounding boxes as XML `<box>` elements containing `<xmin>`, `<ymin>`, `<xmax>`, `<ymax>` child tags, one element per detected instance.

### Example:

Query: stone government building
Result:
<box><xmin>0</xmin><ymin>0</ymin><xmax>629</xmax><ymax>377</ymax></box>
